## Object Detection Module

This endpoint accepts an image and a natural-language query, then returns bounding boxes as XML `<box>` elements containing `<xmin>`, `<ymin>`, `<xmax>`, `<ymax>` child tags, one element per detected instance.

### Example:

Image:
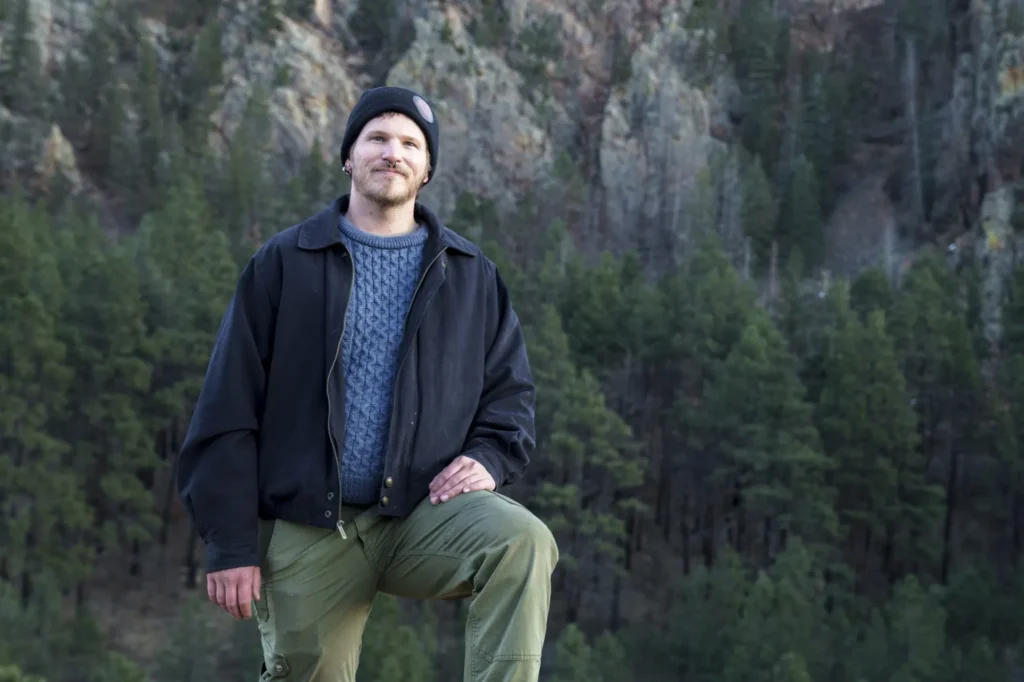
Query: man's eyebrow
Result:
<box><xmin>363</xmin><ymin>128</ymin><xmax>422</xmax><ymax>144</ymax></box>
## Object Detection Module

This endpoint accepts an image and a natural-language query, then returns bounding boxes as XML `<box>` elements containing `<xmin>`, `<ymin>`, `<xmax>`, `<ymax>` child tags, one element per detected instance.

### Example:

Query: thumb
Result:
<box><xmin>251</xmin><ymin>566</ymin><xmax>261</xmax><ymax>601</ymax></box>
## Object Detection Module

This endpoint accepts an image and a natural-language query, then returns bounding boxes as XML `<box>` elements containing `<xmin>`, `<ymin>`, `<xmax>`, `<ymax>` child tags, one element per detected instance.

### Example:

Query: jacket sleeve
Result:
<box><xmin>462</xmin><ymin>266</ymin><xmax>536</xmax><ymax>487</ymax></box>
<box><xmin>176</xmin><ymin>256</ymin><xmax>274</xmax><ymax>574</ymax></box>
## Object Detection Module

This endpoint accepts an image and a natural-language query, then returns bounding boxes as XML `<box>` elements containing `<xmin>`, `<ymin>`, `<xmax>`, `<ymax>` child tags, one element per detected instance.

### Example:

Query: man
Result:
<box><xmin>176</xmin><ymin>86</ymin><xmax>558</xmax><ymax>682</ymax></box>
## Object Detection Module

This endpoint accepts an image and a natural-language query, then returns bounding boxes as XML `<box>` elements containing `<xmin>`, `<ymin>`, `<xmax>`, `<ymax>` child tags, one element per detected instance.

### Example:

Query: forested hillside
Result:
<box><xmin>1</xmin><ymin>0</ymin><xmax>1023</xmax><ymax>680</ymax></box>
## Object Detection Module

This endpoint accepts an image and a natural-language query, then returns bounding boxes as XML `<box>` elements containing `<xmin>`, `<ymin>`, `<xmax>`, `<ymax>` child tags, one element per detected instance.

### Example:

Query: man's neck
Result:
<box><xmin>345</xmin><ymin>192</ymin><xmax>418</xmax><ymax>237</ymax></box>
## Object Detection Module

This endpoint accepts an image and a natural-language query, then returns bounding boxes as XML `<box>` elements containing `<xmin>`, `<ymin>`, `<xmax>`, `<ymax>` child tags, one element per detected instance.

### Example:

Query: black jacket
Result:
<box><xmin>176</xmin><ymin>195</ymin><xmax>536</xmax><ymax>573</ymax></box>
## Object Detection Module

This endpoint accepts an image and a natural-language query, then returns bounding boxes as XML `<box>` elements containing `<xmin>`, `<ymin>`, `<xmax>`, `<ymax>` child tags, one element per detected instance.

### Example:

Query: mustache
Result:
<box><xmin>371</xmin><ymin>161</ymin><xmax>408</xmax><ymax>176</ymax></box>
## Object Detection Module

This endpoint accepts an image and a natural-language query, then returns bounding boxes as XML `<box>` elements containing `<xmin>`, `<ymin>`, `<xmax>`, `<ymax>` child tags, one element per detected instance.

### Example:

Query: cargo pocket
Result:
<box><xmin>254</xmin><ymin>582</ymin><xmax>272</xmax><ymax>625</ymax></box>
<box><xmin>260</xmin><ymin>654</ymin><xmax>290</xmax><ymax>680</ymax></box>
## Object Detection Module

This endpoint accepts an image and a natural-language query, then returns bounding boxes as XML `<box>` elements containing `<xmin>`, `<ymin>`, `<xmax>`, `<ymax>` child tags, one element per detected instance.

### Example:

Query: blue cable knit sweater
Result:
<box><xmin>337</xmin><ymin>215</ymin><xmax>427</xmax><ymax>505</ymax></box>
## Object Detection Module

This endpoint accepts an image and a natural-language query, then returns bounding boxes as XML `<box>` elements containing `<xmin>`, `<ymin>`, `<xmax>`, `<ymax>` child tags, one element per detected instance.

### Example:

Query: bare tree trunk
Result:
<box><xmin>769</xmin><ymin>239</ymin><xmax>779</xmax><ymax>303</ymax></box>
<box><xmin>703</xmin><ymin>500</ymin><xmax>717</xmax><ymax>567</ymax></box>
<box><xmin>610</xmin><ymin>573</ymin><xmax>622</xmax><ymax>631</ymax></box>
<box><xmin>130</xmin><ymin>539</ymin><xmax>142</xmax><ymax>577</ymax></box>
<box><xmin>1013</xmin><ymin>488</ymin><xmax>1022</xmax><ymax>570</ymax></box>
<box><xmin>941</xmin><ymin>445</ymin><xmax>959</xmax><ymax>584</ymax></box>
<box><xmin>161</xmin><ymin>423</ymin><xmax>182</xmax><ymax>546</ymax></box>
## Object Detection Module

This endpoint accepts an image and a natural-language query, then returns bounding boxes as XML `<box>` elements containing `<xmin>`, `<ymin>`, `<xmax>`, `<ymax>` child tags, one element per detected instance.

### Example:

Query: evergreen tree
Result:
<box><xmin>741</xmin><ymin>154</ymin><xmax>778</xmax><ymax>273</ymax></box>
<box><xmin>526</xmin><ymin>305</ymin><xmax>644</xmax><ymax>624</ymax></box>
<box><xmin>51</xmin><ymin>209</ymin><xmax>159</xmax><ymax>567</ymax></box>
<box><xmin>816</xmin><ymin>299</ymin><xmax>937</xmax><ymax>589</ymax></box>
<box><xmin>358</xmin><ymin>595</ymin><xmax>435</xmax><ymax>682</ymax></box>
<box><xmin>153</xmin><ymin>593</ymin><xmax>219</xmax><ymax>682</ymax></box>
<box><xmin>0</xmin><ymin>0</ymin><xmax>46</xmax><ymax>116</ymax></box>
<box><xmin>777</xmin><ymin>154</ymin><xmax>823</xmax><ymax>273</ymax></box>
<box><xmin>699</xmin><ymin>310</ymin><xmax>837</xmax><ymax>566</ymax></box>
<box><xmin>731</xmin><ymin>0</ymin><xmax>782</xmax><ymax>174</ymax></box>
<box><xmin>0</xmin><ymin>192</ymin><xmax>91</xmax><ymax>603</ymax></box>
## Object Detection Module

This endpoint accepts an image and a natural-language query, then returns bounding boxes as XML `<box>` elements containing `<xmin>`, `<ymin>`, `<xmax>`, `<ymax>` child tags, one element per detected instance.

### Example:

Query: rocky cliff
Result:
<box><xmin>7</xmin><ymin>0</ymin><xmax>1024</xmax><ymax>314</ymax></box>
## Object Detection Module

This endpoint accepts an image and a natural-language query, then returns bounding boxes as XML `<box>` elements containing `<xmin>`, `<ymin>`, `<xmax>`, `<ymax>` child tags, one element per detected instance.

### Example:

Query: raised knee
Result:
<box><xmin>507</xmin><ymin>508</ymin><xmax>559</xmax><ymax>569</ymax></box>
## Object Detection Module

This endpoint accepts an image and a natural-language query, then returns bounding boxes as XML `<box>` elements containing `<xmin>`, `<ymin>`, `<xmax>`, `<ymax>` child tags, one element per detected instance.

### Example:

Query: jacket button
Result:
<box><xmin>384</xmin><ymin>477</ymin><xmax>393</xmax><ymax>488</ymax></box>
<box><xmin>327</xmin><ymin>492</ymin><xmax>334</xmax><ymax>499</ymax></box>
<box><xmin>325</xmin><ymin>510</ymin><xmax>332</xmax><ymax>518</ymax></box>
<box><xmin>381</xmin><ymin>496</ymin><xmax>389</xmax><ymax>506</ymax></box>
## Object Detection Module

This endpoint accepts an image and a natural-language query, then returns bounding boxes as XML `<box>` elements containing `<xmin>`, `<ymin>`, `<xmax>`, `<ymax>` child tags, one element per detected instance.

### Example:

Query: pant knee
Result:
<box><xmin>508</xmin><ymin>510</ymin><xmax>559</xmax><ymax>570</ymax></box>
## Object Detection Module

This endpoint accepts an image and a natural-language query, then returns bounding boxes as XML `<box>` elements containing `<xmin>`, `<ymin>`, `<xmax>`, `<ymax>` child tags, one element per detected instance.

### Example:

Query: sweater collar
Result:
<box><xmin>298</xmin><ymin>194</ymin><xmax>477</xmax><ymax>258</ymax></box>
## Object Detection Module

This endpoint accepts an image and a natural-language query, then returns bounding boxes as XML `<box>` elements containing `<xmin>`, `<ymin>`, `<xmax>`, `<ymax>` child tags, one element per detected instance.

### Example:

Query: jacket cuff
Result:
<box><xmin>205</xmin><ymin>540</ymin><xmax>260</xmax><ymax>574</ymax></box>
<box><xmin>464</xmin><ymin>449</ymin><xmax>506</xmax><ymax>490</ymax></box>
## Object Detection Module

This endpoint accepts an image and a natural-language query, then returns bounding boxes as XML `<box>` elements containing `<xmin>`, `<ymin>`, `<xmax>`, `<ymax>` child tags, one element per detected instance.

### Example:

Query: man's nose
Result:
<box><xmin>381</xmin><ymin>140</ymin><xmax>403</xmax><ymax>160</ymax></box>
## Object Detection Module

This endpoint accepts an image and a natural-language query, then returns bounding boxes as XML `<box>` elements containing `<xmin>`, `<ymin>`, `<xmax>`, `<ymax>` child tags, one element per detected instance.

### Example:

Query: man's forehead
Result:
<box><xmin>363</xmin><ymin>112</ymin><xmax>423</xmax><ymax>136</ymax></box>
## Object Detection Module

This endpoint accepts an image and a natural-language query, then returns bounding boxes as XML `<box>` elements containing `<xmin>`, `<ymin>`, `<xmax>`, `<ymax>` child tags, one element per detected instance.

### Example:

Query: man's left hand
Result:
<box><xmin>429</xmin><ymin>455</ymin><xmax>495</xmax><ymax>504</ymax></box>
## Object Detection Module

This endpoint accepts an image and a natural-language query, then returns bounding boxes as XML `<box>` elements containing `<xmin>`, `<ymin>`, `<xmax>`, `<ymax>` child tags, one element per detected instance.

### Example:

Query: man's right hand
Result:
<box><xmin>207</xmin><ymin>565</ymin><xmax>261</xmax><ymax>619</ymax></box>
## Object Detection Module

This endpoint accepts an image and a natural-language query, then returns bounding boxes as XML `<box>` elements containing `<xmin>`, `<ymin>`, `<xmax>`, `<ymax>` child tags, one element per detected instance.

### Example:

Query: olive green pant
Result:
<box><xmin>253</xmin><ymin>490</ymin><xmax>559</xmax><ymax>682</ymax></box>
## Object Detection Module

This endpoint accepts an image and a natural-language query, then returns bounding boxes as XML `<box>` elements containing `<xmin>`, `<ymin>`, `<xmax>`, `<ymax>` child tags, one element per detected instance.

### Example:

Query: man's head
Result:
<box><xmin>340</xmin><ymin>86</ymin><xmax>439</xmax><ymax>209</ymax></box>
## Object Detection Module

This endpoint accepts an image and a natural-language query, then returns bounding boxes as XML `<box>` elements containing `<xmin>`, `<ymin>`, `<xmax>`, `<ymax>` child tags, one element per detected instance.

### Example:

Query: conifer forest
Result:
<box><xmin>1</xmin><ymin>0</ymin><xmax>1023</xmax><ymax>679</ymax></box>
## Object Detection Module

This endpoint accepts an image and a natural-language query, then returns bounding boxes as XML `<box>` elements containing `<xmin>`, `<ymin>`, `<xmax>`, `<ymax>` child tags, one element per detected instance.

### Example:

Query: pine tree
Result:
<box><xmin>777</xmin><ymin>155</ymin><xmax>823</xmax><ymax>273</ymax></box>
<box><xmin>816</xmin><ymin>299</ymin><xmax>937</xmax><ymax>589</ymax></box>
<box><xmin>849</xmin><ymin>266</ymin><xmax>894</xmax><ymax>321</ymax></box>
<box><xmin>723</xmin><ymin>543</ymin><xmax>829</xmax><ymax>682</ymax></box>
<box><xmin>51</xmin><ymin>209</ymin><xmax>159</xmax><ymax>568</ymax></box>
<box><xmin>526</xmin><ymin>305</ymin><xmax>644</xmax><ymax>624</ymax></box>
<box><xmin>699</xmin><ymin>311</ymin><xmax>837</xmax><ymax>566</ymax></box>
<box><xmin>0</xmin><ymin>191</ymin><xmax>91</xmax><ymax>602</ymax></box>
<box><xmin>153</xmin><ymin>593</ymin><xmax>219</xmax><ymax>682</ymax></box>
<box><xmin>359</xmin><ymin>595</ymin><xmax>435</xmax><ymax>682</ymax></box>
<box><xmin>0</xmin><ymin>0</ymin><xmax>47</xmax><ymax>117</ymax></box>
<box><xmin>741</xmin><ymin>154</ymin><xmax>778</xmax><ymax>273</ymax></box>
<box><xmin>732</xmin><ymin>0</ymin><xmax>782</xmax><ymax>175</ymax></box>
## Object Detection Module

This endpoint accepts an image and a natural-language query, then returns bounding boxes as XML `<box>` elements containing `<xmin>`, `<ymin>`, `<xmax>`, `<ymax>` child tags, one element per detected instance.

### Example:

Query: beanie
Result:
<box><xmin>340</xmin><ymin>86</ymin><xmax>440</xmax><ymax>178</ymax></box>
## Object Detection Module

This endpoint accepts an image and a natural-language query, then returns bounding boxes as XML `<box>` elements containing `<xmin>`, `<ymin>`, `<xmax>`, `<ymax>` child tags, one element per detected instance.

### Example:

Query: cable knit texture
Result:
<box><xmin>337</xmin><ymin>214</ymin><xmax>427</xmax><ymax>505</ymax></box>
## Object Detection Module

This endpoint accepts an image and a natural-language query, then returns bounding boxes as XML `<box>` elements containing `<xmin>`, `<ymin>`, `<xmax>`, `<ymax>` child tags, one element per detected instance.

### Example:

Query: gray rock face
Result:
<box><xmin>386</xmin><ymin>6</ymin><xmax>574</xmax><ymax>217</ymax></box>
<box><xmin>215</xmin><ymin>4</ymin><xmax>364</xmax><ymax>175</ymax></box>
<box><xmin>0</xmin><ymin>106</ymin><xmax>82</xmax><ymax>193</ymax></box>
<box><xmin>25</xmin><ymin>0</ymin><xmax>98</xmax><ymax>67</ymax></box>
<box><xmin>599</xmin><ymin>7</ymin><xmax>722</xmax><ymax>264</ymax></box>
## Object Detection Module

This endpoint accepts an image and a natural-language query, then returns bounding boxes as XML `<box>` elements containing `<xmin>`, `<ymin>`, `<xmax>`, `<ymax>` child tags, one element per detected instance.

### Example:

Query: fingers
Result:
<box><xmin>215</xmin><ymin>577</ymin><xmax>226</xmax><ymax>615</ymax></box>
<box><xmin>430</xmin><ymin>456</ymin><xmax>497</xmax><ymax>504</ymax></box>
<box><xmin>239</xmin><ymin>570</ymin><xmax>255</xmax><ymax>619</ymax></box>
<box><xmin>429</xmin><ymin>458</ymin><xmax>467</xmax><ymax>494</ymax></box>
<box><xmin>224</xmin><ymin>575</ymin><xmax>241</xmax><ymax>619</ymax></box>
<box><xmin>207</xmin><ymin>567</ymin><xmax>261</xmax><ymax>620</ymax></box>
<box><xmin>431</xmin><ymin>471</ymin><xmax>495</xmax><ymax>505</ymax></box>
<box><xmin>432</xmin><ymin>468</ymin><xmax>479</xmax><ymax>503</ymax></box>
<box><xmin>252</xmin><ymin>566</ymin><xmax>261</xmax><ymax>603</ymax></box>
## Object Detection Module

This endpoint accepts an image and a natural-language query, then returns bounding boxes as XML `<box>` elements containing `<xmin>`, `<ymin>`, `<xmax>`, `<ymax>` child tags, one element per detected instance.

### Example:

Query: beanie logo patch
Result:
<box><xmin>413</xmin><ymin>95</ymin><xmax>434</xmax><ymax>123</ymax></box>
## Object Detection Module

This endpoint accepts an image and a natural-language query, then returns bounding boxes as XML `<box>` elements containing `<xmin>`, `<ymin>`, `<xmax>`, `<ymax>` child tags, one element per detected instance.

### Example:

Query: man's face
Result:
<box><xmin>346</xmin><ymin>113</ymin><xmax>430</xmax><ymax>208</ymax></box>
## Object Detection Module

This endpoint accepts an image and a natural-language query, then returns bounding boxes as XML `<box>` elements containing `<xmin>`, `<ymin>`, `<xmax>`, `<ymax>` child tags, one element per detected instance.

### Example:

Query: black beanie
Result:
<box><xmin>340</xmin><ymin>86</ymin><xmax>440</xmax><ymax>177</ymax></box>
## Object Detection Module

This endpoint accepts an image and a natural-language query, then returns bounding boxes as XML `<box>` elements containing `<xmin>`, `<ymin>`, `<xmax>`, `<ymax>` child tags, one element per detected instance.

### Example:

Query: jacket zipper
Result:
<box><xmin>326</xmin><ymin>248</ymin><xmax>354</xmax><ymax>539</ymax></box>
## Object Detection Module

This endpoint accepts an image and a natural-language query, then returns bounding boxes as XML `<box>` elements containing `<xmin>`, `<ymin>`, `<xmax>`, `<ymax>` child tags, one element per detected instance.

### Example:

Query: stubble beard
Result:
<box><xmin>353</xmin><ymin>164</ymin><xmax>425</xmax><ymax>208</ymax></box>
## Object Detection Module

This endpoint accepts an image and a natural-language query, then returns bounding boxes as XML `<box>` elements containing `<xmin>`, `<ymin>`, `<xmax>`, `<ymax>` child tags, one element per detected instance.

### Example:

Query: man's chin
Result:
<box><xmin>361</xmin><ymin>189</ymin><xmax>415</xmax><ymax>208</ymax></box>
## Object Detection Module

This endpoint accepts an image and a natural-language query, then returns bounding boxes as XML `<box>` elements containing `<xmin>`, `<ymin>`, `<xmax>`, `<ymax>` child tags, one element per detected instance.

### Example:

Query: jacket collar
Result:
<box><xmin>297</xmin><ymin>194</ymin><xmax>477</xmax><ymax>257</ymax></box>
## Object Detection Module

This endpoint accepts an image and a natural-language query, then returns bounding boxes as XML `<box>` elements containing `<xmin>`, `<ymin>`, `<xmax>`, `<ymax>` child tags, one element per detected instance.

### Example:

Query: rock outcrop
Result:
<box><xmin>387</xmin><ymin>5</ymin><xmax>574</xmax><ymax>216</ymax></box>
<box><xmin>0</xmin><ymin>106</ymin><xmax>82</xmax><ymax>193</ymax></box>
<box><xmin>215</xmin><ymin>5</ymin><xmax>364</xmax><ymax>174</ymax></box>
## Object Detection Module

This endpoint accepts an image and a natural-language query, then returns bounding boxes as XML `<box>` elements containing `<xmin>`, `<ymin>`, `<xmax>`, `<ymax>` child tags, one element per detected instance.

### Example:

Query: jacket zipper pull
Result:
<box><xmin>336</xmin><ymin>519</ymin><xmax>348</xmax><ymax>539</ymax></box>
